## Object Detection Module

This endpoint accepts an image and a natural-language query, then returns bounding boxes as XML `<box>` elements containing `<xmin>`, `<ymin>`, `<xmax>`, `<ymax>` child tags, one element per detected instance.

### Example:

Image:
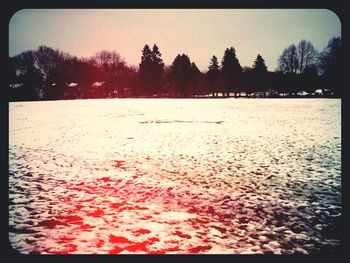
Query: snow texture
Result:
<box><xmin>9</xmin><ymin>98</ymin><xmax>341</xmax><ymax>254</ymax></box>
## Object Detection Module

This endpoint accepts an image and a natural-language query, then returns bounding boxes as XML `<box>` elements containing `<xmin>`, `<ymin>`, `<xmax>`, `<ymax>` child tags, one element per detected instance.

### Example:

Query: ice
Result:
<box><xmin>8</xmin><ymin>98</ymin><xmax>341</xmax><ymax>254</ymax></box>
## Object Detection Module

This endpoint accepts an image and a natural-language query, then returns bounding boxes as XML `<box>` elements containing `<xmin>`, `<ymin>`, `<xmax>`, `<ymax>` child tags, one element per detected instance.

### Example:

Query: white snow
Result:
<box><xmin>9</xmin><ymin>98</ymin><xmax>341</xmax><ymax>254</ymax></box>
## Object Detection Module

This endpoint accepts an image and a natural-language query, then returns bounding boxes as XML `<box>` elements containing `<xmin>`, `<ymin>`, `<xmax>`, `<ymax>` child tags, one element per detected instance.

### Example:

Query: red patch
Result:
<box><xmin>173</xmin><ymin>230</ymin><xmax>191</xmax><ymax>239</ymax></box>
<box><xmin>114</xmin><ymin>160</ymin><xmax>125</xmax><ymax>168</ymax></box>
<box><xmin>109</xmin><ymin>246</ymin><xmax>124</xmax><ymax>254</ymax></box>
<box><xmin>100</xmin><ymin>177</ymin><xmax>111</xmax><ymax>182</ymax></box>
<box><xmin>75</xmin><ymin>205</ymin><xmax>84</xmax><ymax>210</ymax></box>
<box><xmin>87</xmin><ymin>209</ymin><xmax>104</xmax><ymax>217</ymax></box>
<box><xmin>148</xmin><ymin>237</ymin><xmax>160</xmax><ymax>243</ymax></box>
<box><xmin>133</xmin><ymin>228</ymin><xmax>151</xmax><ymax>236</ymax></box>
<box><xmin>124</xmin><ymin>242</ymin><xmax>148</xmax><ymax>252</ymax></box>
<box><xmin>139</xmin><ymin>215</ymin><xmax>153</xmax><ymax>220</ymax></box>
<box><xmin>111</xmin><ymin>201</ymin><xmax>127</xmax><ymax>209</ymax></box>
<box><xmin>60</xmin><ymin>236</ymin><xmax>75</xmax><ymax>243</ymax></box>
<box><xmin>62</xmin><ymin>215</ymin><xmax>83</xmax><ymax>223</ymax></box>
<box><xmin>80</xmin><ymin>223</ymin><xmax>93</xmax><ymax>229</ymax></box>
<box><xmin>149</xmin><ymin>246</ymin><xmax>180</xmax><ymax>254</ymax></box>
<box><xmin>188</xmin><ymin>245</ymin><xmax>212</xmax><ymax>253</ymax></box>
<box><xmin>149</xmin><ymin>250</ymin><xmax>165</xmax><ymax>254</ymax></box>
<box><xmin>96</xmin><ymin>239</ymin><xmax>104</xmax><ymax>248</ymax></box>
<box><xmin>55</xmin><ymin>244</ymin><xmax>77</xmax><ymax>254</ymax></box>
<box><xmin>109</xmin><ymin>235</ymin><xmax>130</xmax><ymax>244</ymax></box>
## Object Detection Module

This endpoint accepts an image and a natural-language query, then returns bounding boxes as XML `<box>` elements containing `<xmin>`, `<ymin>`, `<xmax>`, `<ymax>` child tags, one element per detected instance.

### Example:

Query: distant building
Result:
<box><xmin>250</xmin><ymin>92</ymin><xmax>266</xmax><ymax>98</ymax></box>
<box><xmin>315</xmin><ymin>89</ymin><xmax>323</xmax><ymax>95</ymax></box>
<box><xmin>297</xmin><ymin>91</ymin><xmax>309</xmax><ymax>96</ymax></box>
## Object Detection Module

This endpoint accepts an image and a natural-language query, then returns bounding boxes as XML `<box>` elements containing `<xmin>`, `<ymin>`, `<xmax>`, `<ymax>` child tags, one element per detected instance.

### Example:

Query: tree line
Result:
<box><xmin>8</xmin><ymin>37</ymin><xmax>341</xmax><ymax>101</ymax></box>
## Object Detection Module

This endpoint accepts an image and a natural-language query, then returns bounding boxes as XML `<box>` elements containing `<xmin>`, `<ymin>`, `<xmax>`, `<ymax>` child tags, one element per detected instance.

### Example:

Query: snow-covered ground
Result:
<box><xmin>9</xmin><ymin>98</ymin><xmax>341</xmax><ymax>254</ymax></box>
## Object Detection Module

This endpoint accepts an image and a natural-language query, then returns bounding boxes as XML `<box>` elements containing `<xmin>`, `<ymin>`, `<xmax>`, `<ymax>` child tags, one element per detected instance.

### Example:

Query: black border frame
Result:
<box><xmin>1</xmin><ymin>0</ymin><xmax>347</xmax><ymax>261</ymax></box>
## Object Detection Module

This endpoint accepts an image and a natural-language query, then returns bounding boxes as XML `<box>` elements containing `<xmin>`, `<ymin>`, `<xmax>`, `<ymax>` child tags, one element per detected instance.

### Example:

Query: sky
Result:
<box><xmin>9</xmin><ymin>9</ymin><xmax>341</xmax><ymax>72</ymax></box>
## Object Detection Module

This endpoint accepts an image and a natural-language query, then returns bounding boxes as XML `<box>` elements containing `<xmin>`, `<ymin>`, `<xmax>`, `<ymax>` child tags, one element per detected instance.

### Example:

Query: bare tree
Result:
<box><xmin>297</xmin><ymin>40</ymin><xmax>317</xmax><ymax>73</ymax></box>
<box><xmin>35</xmin><ymin>46</ymin><xmax>67</xmax><ymax>81</ymax></box>
<box><xmin>90</xmin><ymin>51</ymin><xmax>126</xmax><ymax>97</ymax></box>
<box><xmin>278</xmin><ymin>44</ymin><xmax>298</xmax><ymax>74</ymax></box>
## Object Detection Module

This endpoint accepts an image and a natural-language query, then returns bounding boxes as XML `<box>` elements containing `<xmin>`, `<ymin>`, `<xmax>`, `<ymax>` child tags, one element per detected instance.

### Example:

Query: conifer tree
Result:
<box><xmin>252</xmin><ymin>54</ymin><xmax>268</xmax><ymax>73</ymax></box>
<box><xmin>206</xmin><ymin>55</ymin><xmax>220</xmax><ymax>97</ymax></box>
<box><xmin>139</xmin><ymin>44</ymin><xmax>164</xmax><ymax>96</ymax></box>
<box><xmin>221</xmin><ymin>47</ymin><xmax>242</xmax><ymax>96</ymax></box>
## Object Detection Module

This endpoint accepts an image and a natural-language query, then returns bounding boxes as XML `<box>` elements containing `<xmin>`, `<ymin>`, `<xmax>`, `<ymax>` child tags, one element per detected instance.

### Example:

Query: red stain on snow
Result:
<box><xmin>55</xmin><ymin>244</ymin><xmax>78</xmax><ymax>254</ymax></box>
<box><xmin>80</xmin><ymin>223</ymin><xmax>93</xmax><ymax>229</ymax></box>
<box><xmin>124</xmin><ymin>242</ymin><xmax>148</xmax><ymax>252</ymax></box>
<box><xmin>100</xmin><ymin>177</ymin><xmax>111</xmax><ymax>182</ymax></box>
<box><xmin>173</xmin><ymin>230</ymin><xmax>192</xmax><ymax>239</ymax></box>
<box><xmin>75</xmin><ymin>204</ymin><xmax>84</xmax><ymax>210</ymax></box>
<box><xmin>87</xmin><ymin>209</ymin><xmax>104</xmax><ymax>217</ymax></box>
<box><xmin>60</xmin><ymin>215</ymin><xmax>84</xmax><ymax>223</ymax></box>
<box><xmin>139</xmin><ymin>215</ymin><xmax>153</xmax><ymax>220</ymax></box>
<box><xmin>123</xmin><ymin>237</ymin><xmax>160</xmax><ymax>253</ymax></box>
<box><xmin>149</xmin><ymin>246</ymin><xmax>180</xmax><ymax>254</ymax></box>
<box><xmin>96</xmin><ymin>239</ymin><xmax>104</xmax><ymax>248</ymax></box>
<box><xmin>109</xmin><ymin>246</ymin><xmax>124</xmax><ymax>254</ymax></box>
<box><xmin>114</xmin><ymin>160</ymin><xmax>125</xmax><ymax>168</ymax></box>
<box><xmin>188</xmin><ymin>245</ymin><xmax>212</xmax><ymax>253</ymax></box>
<box><xmin>133</xmin><ymin>228</ymin><xmax>151</xmax><ymax>236</ymax></box>
<box><xmin>110</xmin><ymin>201</ymin><xmax>127</xmax><ymax>209</ymax></box>
<box><xmin>109</xmin><ymin>235</ymin><xmax>130</xmax><ymax>244</ymax></box>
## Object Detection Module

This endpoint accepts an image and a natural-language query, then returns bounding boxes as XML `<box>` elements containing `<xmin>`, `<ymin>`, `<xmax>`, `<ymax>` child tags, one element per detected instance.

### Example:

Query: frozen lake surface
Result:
<box><xmin>9</xmin><ymin>98</ymin><xmax>341</xmax><ymax>254</ymax></box>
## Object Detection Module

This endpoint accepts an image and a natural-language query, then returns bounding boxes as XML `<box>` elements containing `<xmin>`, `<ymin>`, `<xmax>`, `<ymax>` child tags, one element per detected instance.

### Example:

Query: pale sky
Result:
<box><xmin>9</xmin><ymin>9</ymin><xmax>341</xmax><ymax>72</ymax></box>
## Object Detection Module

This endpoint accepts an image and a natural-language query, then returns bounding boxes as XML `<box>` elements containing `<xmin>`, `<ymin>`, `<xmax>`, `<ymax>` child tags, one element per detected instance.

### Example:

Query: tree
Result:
<box><xmin>188</xmin><ymin>62</ymin><xmax>208</xmax><ymax>97</ymax></box>
<box><xmin>90</xmin><ymin>50</ymin><xmax>126</xmax><ymax>98</ymax></box>
<box><xmin>34</xmin><ymin>45</ymin><xmax>77</xmax><ymax>99</ymax></box>
<box><xmin>9</xmin><ymin>51</ymin><xmax>42</xmax><ymax>101</ymax></box>
<box><xmin>117</xmin><ymin>66</ymin><xmax>139</xmax><ymax>97</ymax></box>
<box><xmin>250</xmin><ymin>54</ymin><xmax>269</xmax><ymax>93</ymax></box>
<box><xmin>206</xmin><ymin>55</ymin><xmax>220</xmax><ymax>97</ymax></box>
<box><xmin>151</xmin><ymin>44</ymin><xmax>165</xmax><ymax>95</ymax></box>
<box><xmin>139</xmin><ymin>44</ymin><xmax>152</xmax><ymax>96</ymax></box>
<box><xmin>278</xmin><ymin>44</ymin><xmax>298</xmax><ymax>74</ymax></box>
<box><xmin>300</xmin><ymin>65</ymin><xmax>320</xmax><ymax>93</ymax></box>
<box><xmin>139</xmin><ymin>44</ymin><xmax>164</xmax><ymax>96</ymax></box>
<box><xmin>318</xmin><ymin>36</ymin><xmax>341</xmax><ymax>96</ymax></box>
<box><xmin>252</xmin><ymin>54</ymin><xmax>268</xmax><ymax>73</ymax></box>
<box><xmin>221</xmin><ymin>47</ymin><xmax>242</xmax><ymax>97</ymax></box>
<box><xmin>318</xmin><ymin>37</ymin><xmax>341</xmax><ymax>76</ymax></box>
<box><xmin>297</xmin><ymin>40</ymin><xmax>317</xmax><ymax>73</ymax></box>
<box><xmin>170</xmin><ymin>54</ymin><xmax>193</xmax><ymax>97</ymax></box>
<box><xmin>70</xmin><ymin>58</ymin><xmax>101</xmax><ymax>99</ymax></box>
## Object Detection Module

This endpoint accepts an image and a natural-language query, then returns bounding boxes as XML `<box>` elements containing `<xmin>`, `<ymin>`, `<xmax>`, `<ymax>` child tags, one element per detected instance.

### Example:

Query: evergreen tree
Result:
<box><xmin>251</xmin><ymin>54</ymin><xmax>268</xmax><ymax>93</ymax></box>
<box><xmin>221</xmin><ymin>47</ymin><xmax>242</xmax><ymax>97</ymax></box>
<box><xmin>139</xmin><ymin>44</ymin><xmax>153</xmax><ymax>96</ymax></box>
<box><xmin>139</xmin><ymin>44</ymin><xmax>164</xmax><ymax>96</ymax></box>
<box><xmin>206</xmin><ymin>55</ymin><xmax>220</xmax><ymax>97</ymax></box>
<box><xmin>191</xmin><ymin>62</ymin><xmax>200</xmax><ymax>79</ymax></box>
<box><xmin>170</xmin><ymin>54</ymin><xmax>192</xmax><ymax>97</ymax></box>
<box><xmin>252</xmin><ymin>54</ymin><xmax>268</xmax><ymax>73</ymax></box>
<box><xmin>151</xmin><ymin>44</ymin><xmax>165</xmax><ymax>95</ymax></box>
